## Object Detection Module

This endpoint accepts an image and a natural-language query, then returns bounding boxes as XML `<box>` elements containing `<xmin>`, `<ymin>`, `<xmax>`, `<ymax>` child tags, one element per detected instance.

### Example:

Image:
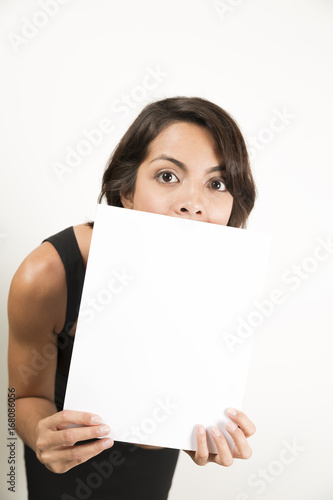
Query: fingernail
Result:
<box><xmin>226</xmin><ymin>421</ymin><xmax>237</xmax><ymax>432</ymax></box>
<box><xmin>211</xmin><ymin>426</ymin><xmax>221</xmax><ymax>437</ymax></box>
<box><xmin>197</xmin><ymin>425</ymin><xmax>205</xmax><ymax>435</ymax></box>
<box><xmin>100</xmin><ymin>425</ymin><xmax>110</xmax><ymax>435</ymax></box>
<box><xmin>91</xmin><ymin>415</ymin><xmax>102</xmax><ymax>424</ymax></box>
<box><xmin>227</xmin><ymin>408</ymin><xmax>237</xmax><ymax>417</ymax></box>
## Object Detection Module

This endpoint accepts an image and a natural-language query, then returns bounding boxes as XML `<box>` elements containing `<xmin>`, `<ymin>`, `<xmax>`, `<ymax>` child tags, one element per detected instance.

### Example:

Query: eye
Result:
<box><xmin>210</xmin><ymin>178</ymin><xmax>228</xmax><ymax>192</ymax></box>
<box><xmin>155</xmin><ymin>170</ymin><xmax>179</xmax><ymax>183</ymax></box>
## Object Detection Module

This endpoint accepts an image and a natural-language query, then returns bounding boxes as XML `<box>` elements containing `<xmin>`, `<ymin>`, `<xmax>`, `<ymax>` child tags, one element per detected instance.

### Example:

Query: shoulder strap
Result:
<box><xmin>41</xmin><ymin>226</ymin><xmax>86</xmax><ymax>402</ymax></box>
<box><xmin>41</xmin><ymin>226</ymin><xmax>86</xmax><ymax>333</ymax></box>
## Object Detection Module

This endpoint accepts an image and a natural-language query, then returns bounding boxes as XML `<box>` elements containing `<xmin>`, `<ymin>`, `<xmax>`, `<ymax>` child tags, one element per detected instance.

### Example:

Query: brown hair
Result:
<box><xmin>86</xmin><ymin>96</ymin><xmax>257</xmax><ymax>229</ymax></box>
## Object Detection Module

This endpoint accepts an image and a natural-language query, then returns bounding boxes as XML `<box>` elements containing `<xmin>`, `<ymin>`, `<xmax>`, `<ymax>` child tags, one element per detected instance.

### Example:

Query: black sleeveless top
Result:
<box><xmin>24</xmin><ymin>226</ymin><xmax>180</xmax><ymax>500</ymax></box>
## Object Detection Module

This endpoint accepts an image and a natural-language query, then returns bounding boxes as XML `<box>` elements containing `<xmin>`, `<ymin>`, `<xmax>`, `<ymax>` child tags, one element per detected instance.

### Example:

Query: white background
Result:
<box><xmin>1</xmin><ymin>1</ymin><xmax>332</xmax><ymax>499</ymax></box>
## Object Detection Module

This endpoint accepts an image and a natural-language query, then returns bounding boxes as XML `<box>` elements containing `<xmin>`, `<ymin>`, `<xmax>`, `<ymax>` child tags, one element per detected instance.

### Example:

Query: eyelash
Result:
<box><xmin>154</xmin><ymin>170</ymin><xmax>228</xmax><ymax>192</ymax></box>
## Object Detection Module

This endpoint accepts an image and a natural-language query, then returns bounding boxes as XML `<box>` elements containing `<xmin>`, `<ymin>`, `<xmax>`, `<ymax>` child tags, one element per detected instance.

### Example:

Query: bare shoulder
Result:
<box><xmin>8</xmin><ymin>236</ymin><xmax>68</xmax><ymax>336</ymax></box>
<box><xmin>9</xmin><ymin>223</ymin><xmax>93</xmax><ymax>296</ymax></box>
<box><xmin>8</xmin><ymin>223</ymin><xmax>93</xmax><ymax>337</ymax></box>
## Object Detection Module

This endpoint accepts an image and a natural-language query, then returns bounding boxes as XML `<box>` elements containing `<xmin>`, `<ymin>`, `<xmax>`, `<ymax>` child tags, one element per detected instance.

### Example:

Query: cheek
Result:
<box><xmin>210</xmin><ymin>196</ymin><xmax>234</xmax><ymax>224</ymax></box>
<box><xmin>133</xmin><ymin>179</ymin><xmax>165</xmax><ymax>212</ymax></box>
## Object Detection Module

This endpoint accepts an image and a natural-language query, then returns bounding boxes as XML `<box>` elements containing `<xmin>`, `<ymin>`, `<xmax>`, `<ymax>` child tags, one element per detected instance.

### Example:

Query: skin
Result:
<box><xmin>7</xmin><ymin>121</ymin><xmax>255</xmax><ymax>474</ymax></box>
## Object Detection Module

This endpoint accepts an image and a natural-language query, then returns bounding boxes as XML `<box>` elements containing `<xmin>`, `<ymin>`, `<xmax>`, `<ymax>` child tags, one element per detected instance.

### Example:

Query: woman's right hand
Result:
<box><xmin>35</xmin><ymin>410</ymin><xmax>114</xmax><ymax>473</ymax></box>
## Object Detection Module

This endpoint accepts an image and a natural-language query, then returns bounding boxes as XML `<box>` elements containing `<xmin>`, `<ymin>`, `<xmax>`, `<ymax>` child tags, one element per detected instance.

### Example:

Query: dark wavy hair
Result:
<box><xmin>85</xmin><ymin>96</ymin><xmax>257</xmax><ymax>229</ymax></box>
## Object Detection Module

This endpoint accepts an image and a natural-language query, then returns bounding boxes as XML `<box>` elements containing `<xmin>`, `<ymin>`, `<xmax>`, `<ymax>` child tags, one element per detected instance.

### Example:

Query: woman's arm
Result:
<box><xmin>7</xmin><ymin>243</ymin><xmax>114</xmax><ymax>473</ymax></box>
<box><xmin>7</xmin><ymin>245</ymin><xmax>61</xmax><ymax>449</ymax></box>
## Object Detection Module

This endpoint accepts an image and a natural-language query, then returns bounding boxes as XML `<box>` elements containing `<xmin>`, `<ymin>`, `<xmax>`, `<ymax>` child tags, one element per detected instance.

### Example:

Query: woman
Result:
<box><xmin>7</xmin><ymin>96</ymin><xmax>257</xmax><ymax>499</ymax></box>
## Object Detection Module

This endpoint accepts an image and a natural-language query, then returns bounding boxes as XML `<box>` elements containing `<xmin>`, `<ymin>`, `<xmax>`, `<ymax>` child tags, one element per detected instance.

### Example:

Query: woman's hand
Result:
<box><xmin>35</xmin><ymin>410</ymin><xmax>114</xmax><ymax>473</ymax></box>
<box><xmin>182</xmin><ymin>408</ymin><xmax>256</xmax><ymax>467</ymax></box>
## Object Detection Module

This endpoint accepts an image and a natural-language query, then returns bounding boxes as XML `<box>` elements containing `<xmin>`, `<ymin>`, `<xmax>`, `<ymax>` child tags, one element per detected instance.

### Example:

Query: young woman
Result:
<box><xmin>7</xmin><ymin>96</ymin><xmax>257</xmax><ymax>499</ymax></box>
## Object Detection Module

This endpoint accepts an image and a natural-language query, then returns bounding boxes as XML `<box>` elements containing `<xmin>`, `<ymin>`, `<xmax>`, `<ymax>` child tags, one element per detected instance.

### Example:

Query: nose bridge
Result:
<box><xmin>178</xmin><ymin>176</ymin><xmax>205</xmax><ymax>213</ymax></box>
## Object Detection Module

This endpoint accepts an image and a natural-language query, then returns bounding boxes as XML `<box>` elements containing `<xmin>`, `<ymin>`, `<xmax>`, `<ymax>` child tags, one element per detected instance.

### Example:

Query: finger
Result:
<box><xmin>38</xmin><ymin>437</ymin><xmax>114</xmax><ymax>473</ymax></box>
<box><xmin>195</xmin><ymin>425</ymin><xmax>209</xmax><ymax>466</ymax></box>
<box><xmin>225</xmin><ymin>421</ymin><xmax>252</xmax><ymax>459</ymax></box>
<box><xmin>40</xmin><ymin>410</ymin><xmax>103</xmax><ymax>432</ymax></box>
<box><xmin>44</xmin><ymin>423</ymin><xmax>111</xmax><ymax>449</ymax></box>
<box><xmin>209</xmin><ymin>427</ymin><xmax>234</xmax><ymax>466</ymax></box>
<box><xmin>226</xmin><ymin>408</ymin><xmax>256</xmax><ymax>437</ymax></box>
<box><xmin>56</xmin><ymin>410</ymin><xmax>103</xmax><ymax>430</ymax></box>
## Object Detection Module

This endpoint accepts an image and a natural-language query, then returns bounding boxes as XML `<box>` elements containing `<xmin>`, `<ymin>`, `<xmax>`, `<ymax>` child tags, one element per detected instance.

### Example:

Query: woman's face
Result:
<box><xmin>120</xmin><ymin>121</ymin><xmax>234</xmax><ymax>225</ymax></box>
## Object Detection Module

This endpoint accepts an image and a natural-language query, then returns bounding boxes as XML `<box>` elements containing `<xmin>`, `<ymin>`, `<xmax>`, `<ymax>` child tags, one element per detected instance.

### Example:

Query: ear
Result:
<box><xmin>120</xmin><ymin>189</ymin><xmax>134</xmax><ymax>209</ymax></box>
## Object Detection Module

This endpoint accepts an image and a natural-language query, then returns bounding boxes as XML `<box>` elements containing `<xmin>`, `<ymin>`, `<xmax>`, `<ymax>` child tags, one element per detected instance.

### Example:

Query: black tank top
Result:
<box><xmin>24</xmin><ymin>226</ymin><xmax>180</xmax><ymax>500</ymax></box>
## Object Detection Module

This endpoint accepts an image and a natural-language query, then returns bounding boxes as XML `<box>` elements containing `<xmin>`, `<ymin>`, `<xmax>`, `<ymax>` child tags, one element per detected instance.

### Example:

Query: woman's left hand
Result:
<box><xmin>182</xmin><ymin>408</ymin><xmax>256</xmax><ymax>467</ymax></box>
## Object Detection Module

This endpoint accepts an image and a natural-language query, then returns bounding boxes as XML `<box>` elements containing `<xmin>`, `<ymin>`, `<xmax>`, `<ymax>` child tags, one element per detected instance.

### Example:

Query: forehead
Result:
<box><xmin>147</xmin><ymin>122</ymin><xmax>220</xmax><ymax>160</ymax></box>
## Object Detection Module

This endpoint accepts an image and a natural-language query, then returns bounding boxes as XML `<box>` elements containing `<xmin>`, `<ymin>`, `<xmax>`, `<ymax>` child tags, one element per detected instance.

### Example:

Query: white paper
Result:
<box><xmin>64</xmin><ymin>204</ymin><xmax>272</xmax><ymax>453</ymax></box>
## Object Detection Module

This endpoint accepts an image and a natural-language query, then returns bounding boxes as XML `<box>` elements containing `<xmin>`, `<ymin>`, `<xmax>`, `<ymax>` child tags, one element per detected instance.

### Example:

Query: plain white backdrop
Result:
<box><xmin>1</xmin><ymin>1</ymin><xmax>332</xmax><ymax>499</ymax></box>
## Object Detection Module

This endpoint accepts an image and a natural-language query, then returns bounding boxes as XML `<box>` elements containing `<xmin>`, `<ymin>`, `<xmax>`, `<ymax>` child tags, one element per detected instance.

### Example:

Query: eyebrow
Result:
<box><xmin>149</xmin><ymin>154</ymin><xmax>224</xmax><ymax>175</ymax></box>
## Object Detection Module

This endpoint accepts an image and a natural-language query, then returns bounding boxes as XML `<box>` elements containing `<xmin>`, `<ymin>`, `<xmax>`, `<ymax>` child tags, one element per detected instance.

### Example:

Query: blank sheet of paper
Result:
<box><xmin>64</xmin><ymin>204</ymin><xmax>272</xmax><ymax>453</ymax></box>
